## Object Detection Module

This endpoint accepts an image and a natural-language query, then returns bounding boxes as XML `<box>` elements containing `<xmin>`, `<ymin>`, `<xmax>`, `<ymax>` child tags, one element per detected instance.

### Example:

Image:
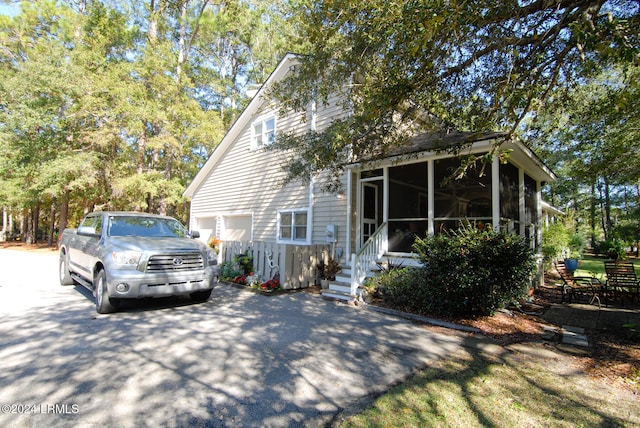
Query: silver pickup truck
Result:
<box><xmin>58</xmin><ymin>211</ymin><xmax>219</xmax><ymax>313</ymax></box>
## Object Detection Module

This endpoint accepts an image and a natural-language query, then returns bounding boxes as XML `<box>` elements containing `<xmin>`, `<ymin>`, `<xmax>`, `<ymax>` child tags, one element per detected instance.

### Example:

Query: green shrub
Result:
<box><xmin>411</xmin><ymin>226</ymin><xmax>537</xmax><ymax>317</ymax></box>
<box><xmin>568</xmin><ymin>232</ymin><xmax>585</xmax><ymax>259</ymax></box>
<box><xmin>233</xmin><ymin>251</ymin><xmax>254</xmax><ymax>274</ymax></box>
<box><xmin>220</xmin><ymin>261</ymin><xmax>241</xmax><ymax>280</ymax></box>
<box><xmin>363</xmin><ymin>267</ymin><xmax>427</xmax><ymax>314</ymax></box>
<box><xmin>541</xmin><ymin>222</ymin><xmax>570</xmax><ymax>266</ymax></box>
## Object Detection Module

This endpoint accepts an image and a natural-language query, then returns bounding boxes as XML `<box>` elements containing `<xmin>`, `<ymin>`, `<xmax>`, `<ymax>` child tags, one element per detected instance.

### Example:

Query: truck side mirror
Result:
<box><xmin>190</xmin><ymin>230</ymin><xmax>200</xmax><ymax>239</ymax></box>
<box><xmin>78</xmin><ymin>226</ymin><xmax>98</xmax><ymax>236</ymax></box>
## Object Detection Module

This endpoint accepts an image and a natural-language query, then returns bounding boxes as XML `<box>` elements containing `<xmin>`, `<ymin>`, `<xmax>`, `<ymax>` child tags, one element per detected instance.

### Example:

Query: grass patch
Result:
<box><xmin>574</xmin><ymin>255</ymin><xmax>640</xmax><ymax>281</ymax></box>
<box><xmin>341</xmin><ymin>344</ymin><xmax>640</xmax><ymax>427</ymax></box>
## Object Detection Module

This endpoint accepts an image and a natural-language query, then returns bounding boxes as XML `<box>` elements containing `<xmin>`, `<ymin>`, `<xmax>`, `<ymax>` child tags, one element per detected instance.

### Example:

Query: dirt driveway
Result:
<box><xmin>0</xmin><ymin>249</ymin><xmax>465</xmax><ymax>427</ymax></box>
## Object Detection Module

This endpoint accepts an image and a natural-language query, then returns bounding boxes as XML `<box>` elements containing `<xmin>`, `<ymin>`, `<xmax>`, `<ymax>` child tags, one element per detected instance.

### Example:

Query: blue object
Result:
<box><xmin>565</xmin><ymin>258</ymin><xmax>579</xmax><ymax>273</ymax></box>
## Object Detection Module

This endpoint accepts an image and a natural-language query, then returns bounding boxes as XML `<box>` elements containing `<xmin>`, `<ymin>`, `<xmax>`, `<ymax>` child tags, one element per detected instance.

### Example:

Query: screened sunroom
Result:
<box><xmin>347</xmin><ymin>132</ymin><xmax>555</xmax><ymax>257</ymax></box>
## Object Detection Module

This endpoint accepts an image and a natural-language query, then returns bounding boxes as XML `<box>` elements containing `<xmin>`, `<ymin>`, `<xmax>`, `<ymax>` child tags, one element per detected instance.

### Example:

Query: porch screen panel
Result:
<box><xmin>388</xmin><ymin>163</ymin><xmax>428</xmax><ymax>252</ymax></box>
<box><xmin>524</xmin><ymin>173</ymin><xmax>539</xmax><ymax>246</ymax></box>
<box><xmin>433</xmin><ymin>156</ymin><xmax>492</xmax><ymax>234</ymax></box>
<box><xmin>499</xmin><ymin>162</ymin><xmax>519</xmax><ymax>233</ymax></box>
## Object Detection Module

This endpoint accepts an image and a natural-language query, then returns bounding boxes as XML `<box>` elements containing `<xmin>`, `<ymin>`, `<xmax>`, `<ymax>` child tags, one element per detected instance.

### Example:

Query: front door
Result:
<box><xmin>361</xmin><ymin>182</ymin><xmax>379</xmax><ymax>246</ymax></box>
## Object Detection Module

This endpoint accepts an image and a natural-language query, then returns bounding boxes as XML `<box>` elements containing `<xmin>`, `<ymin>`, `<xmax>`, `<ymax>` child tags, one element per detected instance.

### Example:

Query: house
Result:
<box><xmin>184</xmin><ymin>54</ymin><xmax>556</xmax><ymax>300</ymax></box>
<box><xmin>542</xmin><ymin>201</ymin><xmax>565</xmax><ymax>226</ymax></box>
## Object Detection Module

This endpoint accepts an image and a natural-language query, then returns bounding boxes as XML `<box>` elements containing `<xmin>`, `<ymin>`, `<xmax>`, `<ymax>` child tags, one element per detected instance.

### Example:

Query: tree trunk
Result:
<box><xmin>58</xmin><ymin>192</ymin><xmax>69</xmax><ymax>244</ymax></box>
<box><xmin>176</xmin><ymin>0</ymin><xmax>188</xmax><ymax>82</ymax></box>
<box><xmin>598</xmin><ymin>180</ymin><xmax>607</xmax><ymax>240</ymax></box>
<box><xmin>149</xmin><ymin>0</ymin><xmax>158</xmax><ymax>43</ymax></box>
<box><xmin>48</xmin><ymin>202</ymin><xmax>56</xmax><ymax>247</ymax></box>
<box><xmin>32</xmin><ymin>204</ymin><xmax>40</xmax><ymax>244</ymax></box>
<box><xmin>589</xmin><ymin>180</ymin><xmax>597</xmax><ymax>249</ymax></box>
<box><xmin>636</xmin><ymin>182</ymin><xmax>640</xmax><ymax>257</ymax></box>
<box><xmin>135</xmin><ymin>134</ymin><xmax>147</xmax><ymax>211</ymax></box>
<box><xmin>603</xmin><ymin>178</ymin><xmax>612</xmax><ymax>238</ymax></box>
<box><xmin>22</xmin><ymin>210</ymin><xmax>30</xmax><ymax>244</ymax></box>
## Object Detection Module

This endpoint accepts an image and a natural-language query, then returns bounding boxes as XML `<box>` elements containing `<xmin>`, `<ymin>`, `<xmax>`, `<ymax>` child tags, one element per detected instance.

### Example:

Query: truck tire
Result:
<box><xmin>190</xmin><ymin>289</ymin><xmax>212</xmax><ymax>302</ymax></box>
<box><xmin>59</xmin><ymin>251</ymin><xmax>75</xmax><ymax>286</ymax></box>
<box><xmin>94</xmin><ymin>269</ymin><xmax>119</xmax><ymax>314</ymax></box>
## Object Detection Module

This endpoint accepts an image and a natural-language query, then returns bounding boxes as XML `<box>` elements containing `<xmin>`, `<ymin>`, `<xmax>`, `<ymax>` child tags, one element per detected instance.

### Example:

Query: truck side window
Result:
<box><xmin>80</xmin><ymin>215</ymin><xmax>102</xmax><ymax>235</ymax></box>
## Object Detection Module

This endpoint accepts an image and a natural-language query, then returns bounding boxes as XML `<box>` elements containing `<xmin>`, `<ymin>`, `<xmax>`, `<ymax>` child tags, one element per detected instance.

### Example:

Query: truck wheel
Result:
<box><xmin>94</xmin><ymin>269</ymin><xmax>119</xmax><ymax>314</ymax></box>
<box><xmin>190</xmin><ymin>289</ymin><xmax>212</xmax><ymax>302</ymax></box>
<box><xmin>59</xmin><ymin>252</ymin><xmax>75</xmax><ymax>286</ymax></box>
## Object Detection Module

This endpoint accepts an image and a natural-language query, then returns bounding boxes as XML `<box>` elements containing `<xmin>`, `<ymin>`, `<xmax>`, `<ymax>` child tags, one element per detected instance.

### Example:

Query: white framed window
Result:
<box><xmin>251</xmin><ymin>115</ymin><xmax>276</xmax><ymax>149</ymax></box>
<box><xmin>277</xmin><ymin>209</ymin><xmax>309</xmax><ymax>243</ymax></box>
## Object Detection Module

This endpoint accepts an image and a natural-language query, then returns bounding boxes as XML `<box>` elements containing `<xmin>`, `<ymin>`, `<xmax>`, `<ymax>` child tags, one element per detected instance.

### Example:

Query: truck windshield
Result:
<box><xmin>108</xmin><ymin>216</ymin><xmax>190</xmax><ymax>238</ymax></box>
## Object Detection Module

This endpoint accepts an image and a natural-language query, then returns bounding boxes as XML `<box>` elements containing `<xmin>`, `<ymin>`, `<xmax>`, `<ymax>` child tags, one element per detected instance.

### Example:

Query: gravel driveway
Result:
<box><xmin>0</xmin><ymin>249</ymin><xmax>464</xmax><ymax>427</ymax></box>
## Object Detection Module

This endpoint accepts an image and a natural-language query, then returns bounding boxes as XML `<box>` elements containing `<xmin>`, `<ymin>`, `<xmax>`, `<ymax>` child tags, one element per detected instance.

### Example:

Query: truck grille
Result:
<box><xmin>146</xmin><ymin>253</ymin><xmax>204</xmax><ymax>272</ymax></box>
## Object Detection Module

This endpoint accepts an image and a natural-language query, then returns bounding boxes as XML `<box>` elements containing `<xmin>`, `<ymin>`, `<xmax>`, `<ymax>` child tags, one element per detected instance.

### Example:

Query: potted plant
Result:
<box><xmin>323</xmin><ymin>258</ymin><xmax>341</xmax><ymax>282</ymax></box>
<box><xmin>316</xmin><ymin>259</ymin><xmax>329</xmax><ymax>289</ymax></box>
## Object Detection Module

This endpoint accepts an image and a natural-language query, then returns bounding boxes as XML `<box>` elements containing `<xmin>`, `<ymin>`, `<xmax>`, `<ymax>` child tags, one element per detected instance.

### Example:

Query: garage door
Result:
<box><xmin>195</xmin><ymin>216</ymin><xmax>218</xmax><ymax>244</ymax></box>
<box><xmin>224</xmin><ymin>215</ymin><xmax>252</xmax><ymax>241</ymax></box>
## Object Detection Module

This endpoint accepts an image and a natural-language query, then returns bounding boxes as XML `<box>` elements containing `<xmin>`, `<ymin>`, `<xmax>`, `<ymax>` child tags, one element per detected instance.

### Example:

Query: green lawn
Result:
<box><xmin>574</xmin><ymin>255</ymin><xmax>640</xmax><ymax>282</ymax></box>
<box><xmin>341</xmin><ymin>343</ymin><xmax>640</xmax><ymax>428</ymax></box>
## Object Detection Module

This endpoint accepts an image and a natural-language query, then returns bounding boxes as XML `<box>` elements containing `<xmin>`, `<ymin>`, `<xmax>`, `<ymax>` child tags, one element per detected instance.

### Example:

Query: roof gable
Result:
<box><xmin>184</xmin><ymin>53</ymin><xmax>300</xmax><ymax>198</ymax></box>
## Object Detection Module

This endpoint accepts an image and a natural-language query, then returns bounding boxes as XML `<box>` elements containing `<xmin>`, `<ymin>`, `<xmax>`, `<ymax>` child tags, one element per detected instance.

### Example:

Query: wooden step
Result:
<box><xmin>321</xmin><ymin>289</ymin><xmax>357</xmax><ymax>302</ymax></box>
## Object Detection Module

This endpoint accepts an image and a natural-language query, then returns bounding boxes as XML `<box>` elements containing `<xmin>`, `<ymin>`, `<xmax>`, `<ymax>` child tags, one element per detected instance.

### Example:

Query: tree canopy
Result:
<box><xmin>269</xmin><ymin>0</ymin><xmax>639</xmax><ymax>188</ymax></box>
<box><xmin>525</xmin><ymin>63</ymin><xmax>640</xmax><ymax>247</ymax></box>
<box><xmin>0</xmin><ymin>0</ymin><xmax>638</xmax><ymax>249</ymax></box>
<box><xmin>0</xmin><ymin>0</ymin><xmax>298</xmax><ymax>241</ymax></box>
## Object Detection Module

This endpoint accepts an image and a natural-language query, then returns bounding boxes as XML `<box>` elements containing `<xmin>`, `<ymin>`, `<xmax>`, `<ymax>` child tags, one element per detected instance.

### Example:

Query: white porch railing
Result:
<box><xmin>350</xmin><ymin>222</ymin><xmax>388</xmax><ymax>295</ymax></box>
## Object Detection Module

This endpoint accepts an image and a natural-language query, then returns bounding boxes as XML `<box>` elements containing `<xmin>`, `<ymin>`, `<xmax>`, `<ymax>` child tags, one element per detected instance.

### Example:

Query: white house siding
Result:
<box><xmin>191</xmin><ymin>104</ymin><xmax>321</xmax><ymax>244</ymax></box>
<box><xmin>309</xmin><ymin>92</ymin><xmax>351</xmax><ymax>253</ymax></box>
<box><xmin>311</xmin><ymin>172</ymin><xmax>349</xmax><ymax>251</ymax></box>
<box><xmin>315</xmin><ymin>92</ymin><xmax>347</xmax><ymax>132</ymax></box>
<box><xmin>190</xmin><ymin>81</ymin><xmax>353</xmax><ymax>248</ymax></box>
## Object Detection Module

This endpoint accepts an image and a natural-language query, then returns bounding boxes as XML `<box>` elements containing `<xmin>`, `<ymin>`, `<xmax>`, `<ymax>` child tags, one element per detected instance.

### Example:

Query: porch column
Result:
<box><xmin>382</xmin><ymin>166</ymin><xmax>389</xmax><ymax>222</ymax></box>
<box><xmin>536</xmin><ymin>180</ymin><xmax>543</xmax><ymax>247</ymax></box>
<box><xmin>427</xmin><ymin>159</ymin><xmax>434</xmax><ymax>235</ymax></box>
<box><xmin>491</xmin><ymin>155</ymin><xmax>500</xmax><ymax>231</ymax></box>
<box><xmin>519</xmin><ymin>168</ymin><xmax>526</xmax><ymax>236</ymax></box>
<box><xmin>345</xmin><ymin>171</ymin><xmax>352</xmax><ymax>257</ymax></box>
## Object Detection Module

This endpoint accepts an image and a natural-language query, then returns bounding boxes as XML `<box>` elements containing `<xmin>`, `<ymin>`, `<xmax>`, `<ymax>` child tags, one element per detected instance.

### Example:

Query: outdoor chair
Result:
<box><xmin>604</xmin><ymin>261</ymin><xmax>640</xmax><ymax>303</ymax></box>
<box><xmin>554</xmin><ymin>260</ymin><xmax>603</xmax><ymax>306</ymax></box>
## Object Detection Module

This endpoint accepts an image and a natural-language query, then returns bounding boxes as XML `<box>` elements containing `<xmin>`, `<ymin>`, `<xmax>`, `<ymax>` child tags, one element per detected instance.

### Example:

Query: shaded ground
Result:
<box><xmin>296</xmin><ymin>268</ymin><xmax>640</xmax><ymax>396</ymax></box>
<box><xmin>2</xmin><ymin>247</ymin><xmax>469</xmax><ymax>427</ymax></box>
<box><xmin>4</xmin><ymin>242</ymin><xmax>639</xmax><ymax>398</ymax></box>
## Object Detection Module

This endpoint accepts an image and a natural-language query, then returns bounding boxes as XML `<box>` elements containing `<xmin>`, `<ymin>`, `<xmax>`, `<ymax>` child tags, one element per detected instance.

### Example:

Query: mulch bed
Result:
<box><xmin>455</xmin><ymin>285</ymin><xmax>639</xmax><ymax>394</ymax></box>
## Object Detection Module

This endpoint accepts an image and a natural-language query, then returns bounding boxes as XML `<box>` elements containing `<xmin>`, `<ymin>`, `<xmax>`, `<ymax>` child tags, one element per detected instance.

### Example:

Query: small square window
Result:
<box><xmin>251</xmin><ymin>116</ymin><xmax>276</xmax><ymax>148</ymax></box>
<box><xmin>278</xmin><ymin>210</ymin><xmax>308</xmax><ymax>242</ymax></box>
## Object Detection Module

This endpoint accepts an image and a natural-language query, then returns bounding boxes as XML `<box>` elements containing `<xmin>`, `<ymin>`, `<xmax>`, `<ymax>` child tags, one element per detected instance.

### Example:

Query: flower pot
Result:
<box><xmin>564</xmin><ymin>258</ymin><xmax>579</xmax><ymax>273</ymax></box>
<box><xmin>320</xmin><ymin>279</ymin><xmax>330</xmax><ymax>289</ymax></box>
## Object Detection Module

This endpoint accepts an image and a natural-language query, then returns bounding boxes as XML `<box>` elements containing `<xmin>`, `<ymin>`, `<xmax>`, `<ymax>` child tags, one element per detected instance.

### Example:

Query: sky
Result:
<box><xmin>0</xmin><ymin>2</ymin><xmax>19</xmax><ymax>17</ymax></box>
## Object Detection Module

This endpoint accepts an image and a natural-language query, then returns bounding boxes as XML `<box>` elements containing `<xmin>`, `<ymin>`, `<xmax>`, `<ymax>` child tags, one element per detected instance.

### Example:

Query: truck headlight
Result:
<box><xmin>206</xmin><ymin>249</ymin><xmax>218</xmax><ymax>266</ymax></box>
<box><xmin>112</xmin><ymin>250</ymin><xmax>142</xmax><ymax>265</ymax></box>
